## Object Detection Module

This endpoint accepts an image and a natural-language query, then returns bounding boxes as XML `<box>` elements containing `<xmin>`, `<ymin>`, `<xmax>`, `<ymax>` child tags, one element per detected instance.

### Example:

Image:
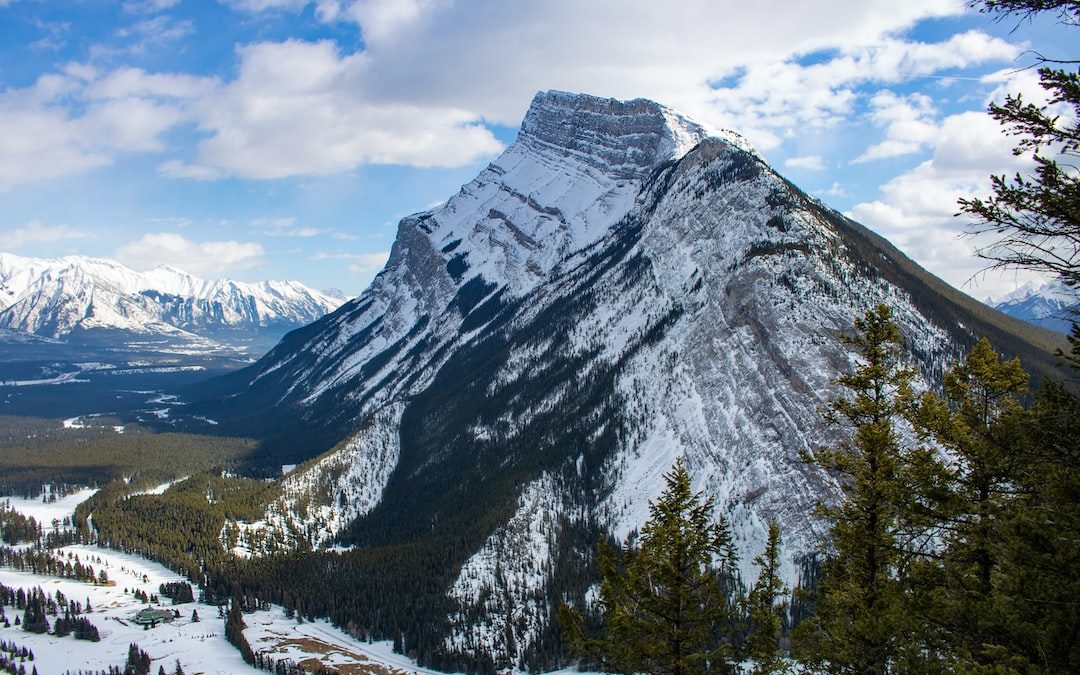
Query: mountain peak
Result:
<box><xmin>518</xmin><ymin>90</ymin><xmax>716</xmax><ymax>178</ymax></box>
<box><xmin>152</xmin><ymin>263</ymin><xmax>195</xmax><ymax>276</ymax></box>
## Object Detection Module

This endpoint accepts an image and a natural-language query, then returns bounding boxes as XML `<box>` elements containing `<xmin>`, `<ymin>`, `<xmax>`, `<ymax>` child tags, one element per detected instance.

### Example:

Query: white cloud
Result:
<box><xmin>853</xmin><ymin>90</ymin><xmax>939</xmax><ymax>162</ymax></box>
<box><xmin>122</xmin><ymin>0</ymin><xmax>182</xmax><ymax>12</ymax></box>
<box><xmin>0</xmin><ymin>2</ymin><xmax>1028</xmax><ymax>186</ymax></box>
<box><xmin>847</xmin><ymin>107</ymin><xmax>1033</xmax><ymax>298</ymax></box>
<box><xmin>785</xmin><ymin>155</ymin><xmax>825</xmax><ymax>171</ymax></box>
<box><xmin>252</xmin><ymin>217</ymin><xmax>323</xmax><ymax>237</ymax></box>
<box><xmin>346</xmin><ymin>251</ymin><xmax>391</xmax><ymax>281</ymax></box>
<box><xmin>700</xmin><ymin>30</ymin><xmax>1017</xmax><ymax>149</ymax></box>
<box><xmin>116</xmin><ymin>15</ymin><xmax>194</xmax><ymax>48</ymax></box>
<box><xmin>86</xmin><ymin>68</ymin><xmax>215</xmax><ymax>100</ymax></box>
<box><xmin>174</xmin><ymin>9</ymin><xmax>1021</xmax><ymax>176</ymax></box>
<box><xmin>186</xmin><ymin>39</ymin><xmax>504</xmax><ymax>179</ymax></box>
<box><xmin>0</xmin><ymin>220</ymin><xmax>85</xmax><ymax>249</ymax></box>
<box><xmin>157</xmin><ymin>159</ymin><xmax>227</xmax><ymax>181</ymax></box>
<box><xmin>115</xmin><ymin>233</ymin><xmax>266</xmax><ymax>276</ymax></box>
<box><xmin>344</xmin><ymin>0</ymin><xmax>443</xmax><ymax>45</ymax></box>
<box><xmin>0</xmin><ymin>67</ymin><xmax>210</xmax><ymax>190</ymax></box>
<box><xmin>818</xmin><ymin>182</ymin><xmax>847</xmax><ymax>198</ymax></box>
<box><xmin>309</xmin><ymin>250</ymin><xmax>390</xmax><ymax>285</ymax></box>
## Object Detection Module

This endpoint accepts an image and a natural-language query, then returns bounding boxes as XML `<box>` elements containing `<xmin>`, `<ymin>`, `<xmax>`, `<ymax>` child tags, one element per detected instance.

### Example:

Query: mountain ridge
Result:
<box><xmin>990</xmin><ymin>279</ymin><xmax>1078</xmax><ymax>333</ymax></box>
<box><xmin>188</xmin><ymin>90</ymin><xmax>1066</xmax><ymax>671</ymax></box>
<box><xmin>0</xmin><ymin>252</ymin><xmax>346</xmax><ymax>345</ymax></box>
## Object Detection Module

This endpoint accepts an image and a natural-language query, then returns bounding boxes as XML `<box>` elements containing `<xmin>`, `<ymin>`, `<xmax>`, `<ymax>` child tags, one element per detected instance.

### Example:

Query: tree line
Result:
<box><xmin>559</xmin><ymin>301</ymin><xmax>1078</xmax><ymax>673</ymax></box>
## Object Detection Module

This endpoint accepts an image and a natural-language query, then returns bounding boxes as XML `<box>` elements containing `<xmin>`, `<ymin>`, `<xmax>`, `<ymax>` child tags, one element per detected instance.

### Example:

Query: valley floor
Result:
<box><xmin>0</xmin><ymin>493</ymin><xmax>461</xmax><ymax>675</ymax></box>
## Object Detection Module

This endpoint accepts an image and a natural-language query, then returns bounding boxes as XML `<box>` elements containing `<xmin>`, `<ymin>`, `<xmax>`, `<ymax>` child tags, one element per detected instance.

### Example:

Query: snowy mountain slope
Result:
<box><xmin>192</xmin><ymin>91</ymin><xmax>1064</xmax><ymax>670</ymax></box>
<box><xmin>992</xmin><ymin>279</ymin><xmax>1079</xmax><ymax>333</ymax></box>
<box><xmin>0</xmin><ymin>252</ymin><xmax>345</xmax><ymax>342</ymax></box>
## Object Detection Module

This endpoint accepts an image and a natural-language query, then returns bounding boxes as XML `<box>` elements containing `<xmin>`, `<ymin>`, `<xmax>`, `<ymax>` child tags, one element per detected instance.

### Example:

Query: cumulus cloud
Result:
<box><xmin>0</xmin><ymin>1</ymin><xmax>1027</xmax><ymax>186</ymax></box>
<box><xmin>847</xmin><ymin>105</ymin><xmax>1033</xmax><ymax>297</ymax></box>
<box><xmin>343</xmin><ymin>0</ymin><xmax>443</xmax><ymax>44</ymax></box>
<box><xmin>0</xmin><ymin>67</ymin><xmax>212</xmax><ymax>190</ymax></box>
<box><xmin>700</xmin><ymin>30</ymin><xmax>1017</xmax><ymax>149</ymax></box>
<box><xmin>0</xmin><ymin>220</ymin><xmax>85</xmax><ymax>249</ymax></box>
<box><xmin>115</xmin><ymin>233</ymin><xmax>266</xmax><ymax>275</ymax></box>
<box><xmin>785</xmin><ymin>155</ymin><xmax>825</xmax><ymax>171</ymax></box>
<box><xmin>167</xmin><ymin>5</ymin><xmax>1022</xmax><ymax>174</ymax></box>
<box><xmin>853</xmin><ymin>90</ymin><xmax>939</xmax><ymax>162</ymax></box>
<box><xmin>185</xmin><ymin>39</ymin><xmax>503</xmax><ymax>179</ymax></box>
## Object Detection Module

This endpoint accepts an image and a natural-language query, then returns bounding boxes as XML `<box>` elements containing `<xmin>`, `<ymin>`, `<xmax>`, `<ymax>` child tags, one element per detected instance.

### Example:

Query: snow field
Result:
<box><xmin>0</xmin><ymin>489</ymin><xmax>444</xmax><ymax>674</ymax></box>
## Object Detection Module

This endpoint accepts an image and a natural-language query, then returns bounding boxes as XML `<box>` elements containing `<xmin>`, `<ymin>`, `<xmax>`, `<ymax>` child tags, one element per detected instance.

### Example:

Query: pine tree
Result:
<box><xmin>746</xmin><ymin>520</ymin><xmax>787</xmax><ymax>674</ymax></box>
<box><xmin>793</xmin><ymin>305</ymin><xmax>924</xmax><ymax>673</ymax></box>
<box><xmin>913</xmin><ymin>338</ymin><xmax>1031</xmax><ymax>665</ymax></box>
<box><xmin>955</xmin><ymin>3</ymin><xmax>1080</xmax><ymax>669</ymax></box>
<box><xmin>988</xmin><ymin>372</ymin><xmax>1080</xmax><ymax>671</ymax></box>
<box><xmin>560</xmin><ymin>458</ymin><xmax>741</xmax><ymax>675</ymax></box>
<box><xmin>958</xmin><ymin>1</ymin><xmax>1080</xmax><ymax>288</ymax></box>
<box><xmin>123</xmin><ymin>644</ymin><xmax>151</xmax><ymax>675</ymax></box>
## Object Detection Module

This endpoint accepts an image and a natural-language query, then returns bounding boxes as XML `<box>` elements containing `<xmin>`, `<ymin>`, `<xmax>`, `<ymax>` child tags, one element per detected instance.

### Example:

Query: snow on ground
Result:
<box><xmin>0</xmin><ymin>371</ymin><xmax>89</xmax><ymax>387</ymax></box>
<box><xmin>6</xmin><ymin>488</ymin><xmax>99</xmax><ymax>530</ymax></box>
<box><xmin>0</xmin><ymin>543</ymin><xmax>469</xmax><ymax>675</ymax></box>
<box><xmin>62</xmin><ymin>415</ymin><xmax>124</xmax><ymax>433</ymax></box>
<box><xmin>245</xmin><ymin>608</ymin><xmax>462</xmax><ymax>675</ymax></box>
<box><xmin>127</xmin><ymin>480</ymin><xmax>183</xmax><ymax>497</ymax></box>
<box><xmin>0</xmin><ymin>550</ymin><xmax>253</xmax><ymax>675</ymax></box>
<box><xmin>0</xmin><ymin>493</ymin><xmax>461</xmax><ymax>674</ymax></box>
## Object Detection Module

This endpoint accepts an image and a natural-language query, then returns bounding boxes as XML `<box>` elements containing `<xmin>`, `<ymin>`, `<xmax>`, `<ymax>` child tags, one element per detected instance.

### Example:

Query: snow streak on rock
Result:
<box><xmin>445</xmin><ymin>474</ymin><xmax>563</xmax><ymax>670</ymax></box>
<box><xmin>201</xmin><ymin>90</ymin><xmax>1050</xmax><ymax>668</ymax></box>
<box><xmin>225</xmin><ymin>405</ymin><xmax>403</xmax><ymax>554</ymax></box>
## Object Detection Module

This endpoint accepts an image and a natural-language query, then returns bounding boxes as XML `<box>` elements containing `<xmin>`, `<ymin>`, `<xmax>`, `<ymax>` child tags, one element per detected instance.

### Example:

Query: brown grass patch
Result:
<box><xmin>268</xmin><ymin>637</ymin><xmax>411</xmax><ymax>675</ymax></box>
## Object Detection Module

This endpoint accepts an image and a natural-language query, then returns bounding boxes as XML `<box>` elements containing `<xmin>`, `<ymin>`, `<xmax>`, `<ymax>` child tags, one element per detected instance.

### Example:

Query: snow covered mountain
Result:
<box><xmin>991</xmin><ymin>279</ymin><xmax>1078</xmax><ymax>333</ymax></box>
<box><xmin>0</xmin><ymin>253</ymin><xmax>345</xmax><ymax>345</ymax></box>
<box><xmin>192</xmin><ymin>91</ymin><xmax>1062</xmax><ymax>670</ymax></box>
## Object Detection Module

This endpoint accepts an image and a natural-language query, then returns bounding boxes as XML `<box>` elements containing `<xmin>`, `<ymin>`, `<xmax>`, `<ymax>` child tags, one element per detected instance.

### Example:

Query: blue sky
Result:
<box><xmin>0</xmin><ymin>0</ymin><xmax>1076</xmax><ymax>298</ymax></box>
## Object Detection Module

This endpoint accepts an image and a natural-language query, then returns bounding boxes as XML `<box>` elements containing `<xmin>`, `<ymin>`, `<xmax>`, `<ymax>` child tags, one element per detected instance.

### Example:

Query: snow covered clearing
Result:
<box><xmin>0</xmin><ymin>371</ymin><xmax>88</xmax><ymax>387</ymax></box>
<box><xmin>5</xmin><ymin>489</ymin><xmax>99</xmax><ymax>532</ymax></box>
<box><xmin>0</xmin><ymin>496</ymin><xmax>462</xmax><ymax>674</ymax></box>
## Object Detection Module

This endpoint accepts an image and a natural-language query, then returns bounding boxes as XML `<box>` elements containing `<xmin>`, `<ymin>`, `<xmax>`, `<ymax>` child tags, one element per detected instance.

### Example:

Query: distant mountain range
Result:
<box><xmin>991</xmin><ymin>280</ymin><xmax>1078</xmax><ymax>334</ymax></box>
<box><xmin>0</xmin><ymin>252</ymin><xmax>346</xmax><ymax>351</ymax></box>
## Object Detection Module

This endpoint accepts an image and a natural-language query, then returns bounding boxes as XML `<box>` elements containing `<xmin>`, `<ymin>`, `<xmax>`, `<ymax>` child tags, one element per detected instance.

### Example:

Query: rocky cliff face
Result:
<box><xmin>196</xmin><ymin>90</ymin><xmax>1059</xmax><ymax>670</ymax></box>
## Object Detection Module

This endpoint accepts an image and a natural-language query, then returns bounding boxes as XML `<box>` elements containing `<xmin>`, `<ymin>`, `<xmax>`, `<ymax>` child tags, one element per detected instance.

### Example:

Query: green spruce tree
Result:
<box><xmin>989</xmin><ymin>362</ymin><xmax>1080</xmax><ymax>671</ymax></box>
<box><xmin>914</xmin><ymin>338</ymin><xmax>1031</xmax><ymax>666</ymax></box>
<box><xmin>746</xmin><ymin>520</ymin><xmax>787</xmax><ymax>674</ymax></box>
<box><xmin>793</xmin><ymin>305</ymin><xmax>922</xmax><ymax>673</ymax></box>
<box><xmin>560</xmin><ymin>458</ymin><xmax>741</xmax><ymax>675</ymax></box>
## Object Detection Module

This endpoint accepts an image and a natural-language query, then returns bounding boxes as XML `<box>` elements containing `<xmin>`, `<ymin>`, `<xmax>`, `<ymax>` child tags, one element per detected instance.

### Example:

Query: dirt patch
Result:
<box><xmin>272</xmin><ymin>637</ymin><xmax>409</xmax><ymax>675</ymax></box>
